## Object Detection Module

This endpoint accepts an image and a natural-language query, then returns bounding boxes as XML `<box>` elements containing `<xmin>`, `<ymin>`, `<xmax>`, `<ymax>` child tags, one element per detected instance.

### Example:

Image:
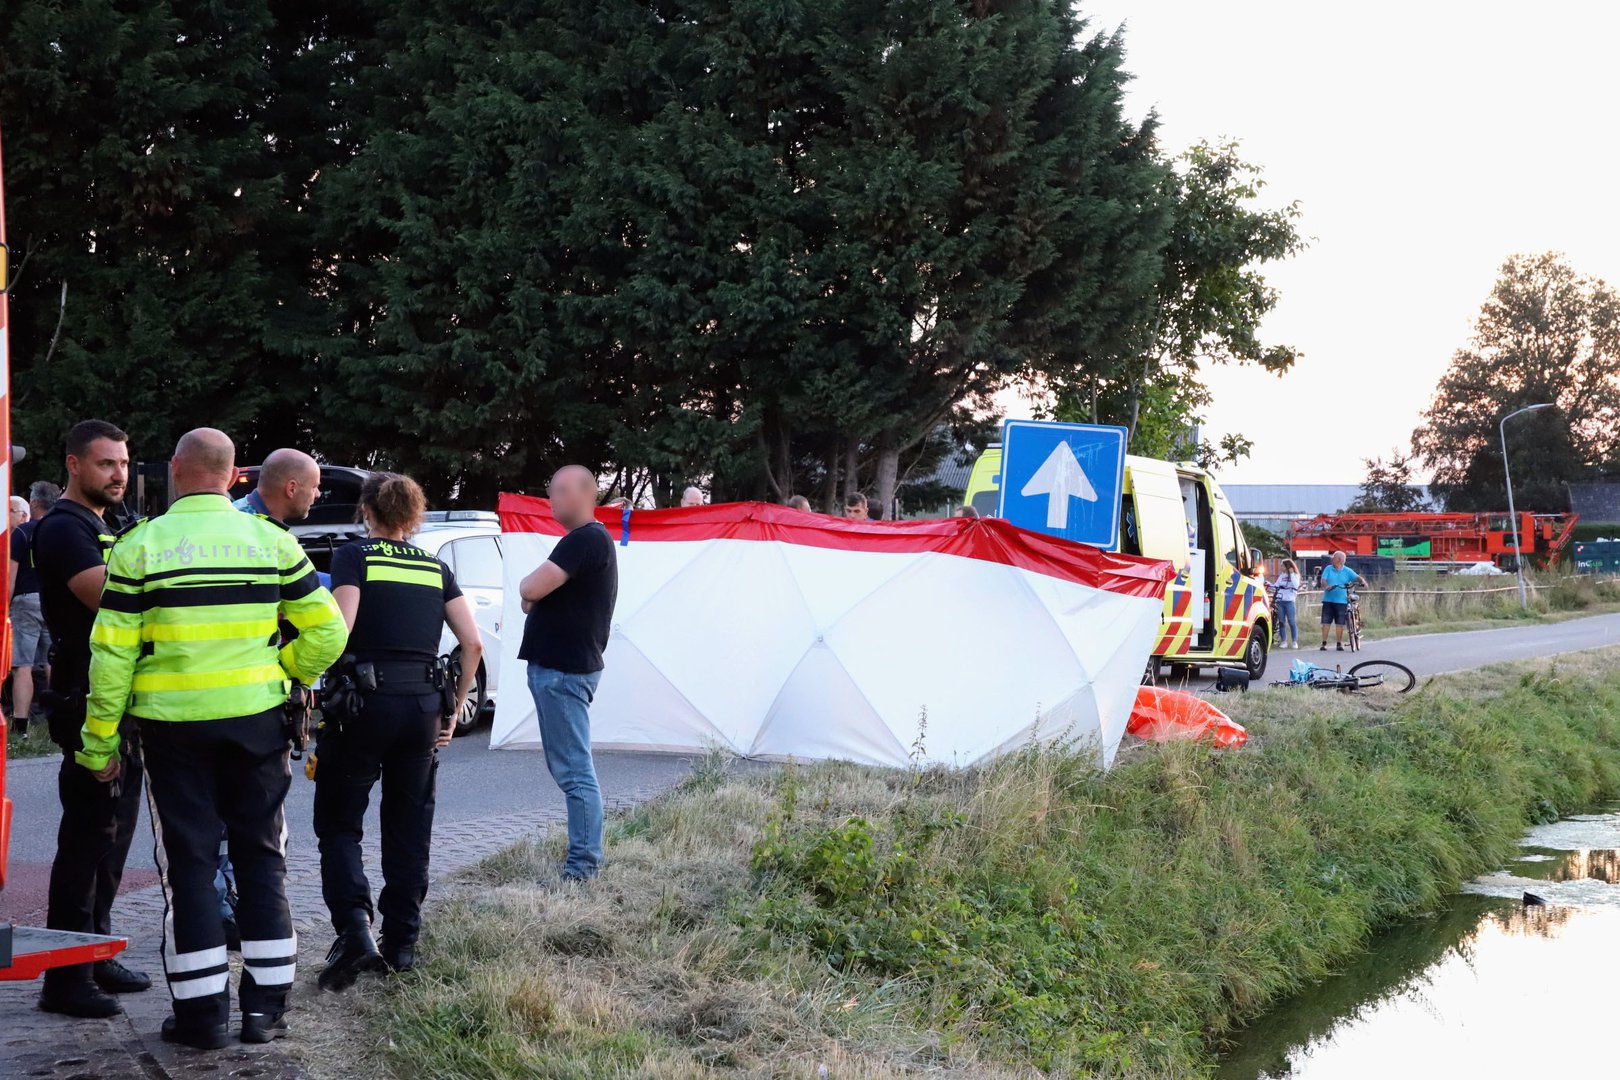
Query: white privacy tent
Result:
<box><xmin>491</xmin><ymin>496</ymin><xmax>1172</xmax><ymax>768</ymax></box>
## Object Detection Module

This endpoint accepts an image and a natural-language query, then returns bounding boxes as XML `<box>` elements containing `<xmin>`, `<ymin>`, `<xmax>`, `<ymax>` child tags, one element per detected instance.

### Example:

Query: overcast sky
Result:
<box><xmin>1062</xmin><ymin>0</ymin><xmax>1620</xmax><ymax>485</ymax></box>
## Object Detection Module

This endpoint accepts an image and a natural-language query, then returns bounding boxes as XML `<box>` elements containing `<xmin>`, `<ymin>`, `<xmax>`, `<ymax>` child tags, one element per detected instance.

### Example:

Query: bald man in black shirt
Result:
<box><xmin>517</xmin><ymin>466</ymin><xmax>618</xmax><ymax>882</ymax></box>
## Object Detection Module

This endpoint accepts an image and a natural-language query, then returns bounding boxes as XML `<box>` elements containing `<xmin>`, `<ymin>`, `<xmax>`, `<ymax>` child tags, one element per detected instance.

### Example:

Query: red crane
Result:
<box><xmin>1287</xmin><ymin>511</ymin><xmax>1579</xmax><ymax>570</ymax></box>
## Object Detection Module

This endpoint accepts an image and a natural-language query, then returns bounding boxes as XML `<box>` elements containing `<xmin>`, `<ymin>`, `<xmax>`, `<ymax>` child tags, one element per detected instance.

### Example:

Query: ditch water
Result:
<box><xmin>1217</xmin><ymin>812</ymin><xmax>1620</xmax><ymax>1078</ymax></box>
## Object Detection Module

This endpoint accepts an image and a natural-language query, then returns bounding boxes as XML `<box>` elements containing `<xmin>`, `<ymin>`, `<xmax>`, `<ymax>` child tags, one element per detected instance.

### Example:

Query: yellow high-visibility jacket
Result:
<box><xmin>77</xmin><ymin>492</ymin><xmax>348</xmax><ymax>771</ymax></box>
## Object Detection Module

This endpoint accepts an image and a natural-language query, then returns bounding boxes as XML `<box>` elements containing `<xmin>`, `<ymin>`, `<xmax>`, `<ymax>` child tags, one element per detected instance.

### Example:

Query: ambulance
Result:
<box><xmin>964</xmin><ymin>447</ymin><xmax>1272</xmax><ymax>678</ymax></box>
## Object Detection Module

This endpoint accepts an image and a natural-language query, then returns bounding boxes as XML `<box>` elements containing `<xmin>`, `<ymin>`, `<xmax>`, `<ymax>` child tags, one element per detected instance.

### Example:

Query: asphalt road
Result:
<box><xmin>7</xmin><ymin>610</ymin><xmax>1620</xmax><ymax>889</ymax></box>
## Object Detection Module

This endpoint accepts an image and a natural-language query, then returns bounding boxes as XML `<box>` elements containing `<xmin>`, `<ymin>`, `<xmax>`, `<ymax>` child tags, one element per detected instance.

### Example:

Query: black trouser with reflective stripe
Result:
<box><xmin>313</xmin><ymin>689</ymin><xmax>439</xmax><ymax>945</ymax></box>
<box><xmin>44</xmin><ymin>718</ymin><xmax>143</xmax><ymax>987</ymax></box>
<box><xmin>142</xmin><ymin>709</ymin><xmax>295</xmax><ymax>1027</ymax></box>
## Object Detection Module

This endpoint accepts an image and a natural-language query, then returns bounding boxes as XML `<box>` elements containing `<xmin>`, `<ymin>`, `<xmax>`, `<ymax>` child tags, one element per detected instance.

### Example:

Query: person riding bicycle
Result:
<box><xmin>1318</xmin><ymin>551</ymin><xmax>1367</xmax><ymax>652</ymax></box>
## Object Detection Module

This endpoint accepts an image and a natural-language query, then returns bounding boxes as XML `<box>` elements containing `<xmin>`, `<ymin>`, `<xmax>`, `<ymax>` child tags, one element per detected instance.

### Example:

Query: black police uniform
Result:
<box><xmin>314</xmin><ymin>537</ymin><xmax>462</xmax><ymax>963</ymax></box>
<box><xmin>33</xmin><ymin>498</ymin><xmax>147</xmax><ymax>1003</ymax></box>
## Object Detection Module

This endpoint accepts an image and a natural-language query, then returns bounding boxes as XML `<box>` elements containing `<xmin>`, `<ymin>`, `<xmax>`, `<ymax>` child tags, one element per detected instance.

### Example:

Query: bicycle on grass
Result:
<box><xmin>1273</xmin><ymin>658</ymin><xmax>1416</xmax><ymax>701</ymax></box>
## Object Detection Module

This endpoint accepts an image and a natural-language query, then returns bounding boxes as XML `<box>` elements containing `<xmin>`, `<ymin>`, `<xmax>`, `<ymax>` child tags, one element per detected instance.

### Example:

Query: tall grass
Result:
<box><xmin>4</xmin><ymin>721</ymin><xmax>57</xmax><ymax>759</ymax></box>
<box><xmin>339</xmin><ymin>651</ymin><xmax>1620</xmax><ymax>1080</ymax></box>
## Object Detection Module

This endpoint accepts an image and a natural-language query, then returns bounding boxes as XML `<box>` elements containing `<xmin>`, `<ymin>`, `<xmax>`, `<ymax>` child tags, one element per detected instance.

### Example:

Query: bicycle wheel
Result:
<box><xmin>1348</xmin><ymin>605</ymin><xmax>1362</xmax><ymax>652</ymax></box>
<box><xmin>1347</xmin><ymin>660</ymin><xmax>1416</xmax><ymax>698</ymax></box>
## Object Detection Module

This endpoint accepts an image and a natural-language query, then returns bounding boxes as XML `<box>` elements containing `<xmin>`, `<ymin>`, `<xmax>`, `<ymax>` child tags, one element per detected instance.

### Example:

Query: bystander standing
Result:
<box><xmin>1270</xmin><ymin>558</ymin><xmax>1303</xmax><ymax>650</ymax></box>
<box><xmin>1319</xmin><ymin>551</ymin><xmax>1367</xmax><ymax>652</ymax></box>
<box><xmin>518</xmin><ymin>466</ymin><xmax>618</xmax><ymax>883</ymax></box>
<box><xmin>9</xmin><ymin>481</ymin><xmax>61</xmax><ymax>734</ymax></box>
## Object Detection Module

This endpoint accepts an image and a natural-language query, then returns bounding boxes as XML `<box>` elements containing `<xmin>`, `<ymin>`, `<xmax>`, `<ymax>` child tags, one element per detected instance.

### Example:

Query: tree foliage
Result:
<box><xmin>1344</xmin><ymin>451</ymin><xmax>1432</xmax><ymax>513</ymax></box>
<box><xmin>1052</xmin><ymin>140</ymin><xmax>1304</xmax><ymax>469</ymax></box>
<box><xmin>1413</xmin><ymin>252</ymin><xmax>1620</xmax><ymax>512</ymax></box>
<box><xmin>1</xmin><ymin>1</ymin><xmax>1301</xmax><ymax>508</ymax></box>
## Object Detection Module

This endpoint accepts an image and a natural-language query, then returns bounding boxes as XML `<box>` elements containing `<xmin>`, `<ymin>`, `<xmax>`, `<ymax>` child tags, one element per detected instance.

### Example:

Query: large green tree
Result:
<box><xmin>1413</xmin><ymin>252</ymin><xmax>1620</xmax><ymax>512</ymax></box>
<box><xmin>1052</xmin><ymin>140</ymin><xmax>1305</xmax><ymax>469</ymax></box>
<box><xmin>0</xmin><ymin>0</ymin><xmax>346</xmax><ymax>474</ymax></box>
<box><xmin>314</xmin><ymin>0</ymin><xmax>1178</xmax><ymax>507</ymax></box>
<box><xmin>3</xmin><ymin>0</ymin><xmax>1300</xmax><ymax>510</ymax></box>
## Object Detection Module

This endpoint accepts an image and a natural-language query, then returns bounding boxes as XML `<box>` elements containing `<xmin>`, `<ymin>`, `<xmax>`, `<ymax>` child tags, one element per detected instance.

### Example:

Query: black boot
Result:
<box><xmin>161</xmin><ymin>1015</ymin><xmax>231</xmax><ymax>1051</ymax></box>
<box><xmin>38</xmin><ymin>966</ymin><xmax>120</xmax><ymax>1018</ymax></box>
<box><xmin>240</xmin><ymin>1011</ymin><xmax>290</xmax><ymax>1044</ymax></box>
<box><xmin>380</xmin><ymin>936</ymin><xmax>417</xmax><ymax>974</ymax></box>
<box><xmin>318</xmin><ymin>927</ymin><xmax>387</xmax><ymax>992</ymax></box>
<box><xmin>94</xmin><ymin>957</ymin><xmax>153</xmax><ymax>993</ymax></box>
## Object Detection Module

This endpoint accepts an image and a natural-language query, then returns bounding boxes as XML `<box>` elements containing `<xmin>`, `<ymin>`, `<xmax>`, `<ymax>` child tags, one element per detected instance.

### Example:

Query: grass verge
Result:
<box><xmin>323</xmin><ymin>650</ymin><xmax>1620</xmax><ymax>1079</ymax></box>
<box><xmin>4</xmin><ymin>721</ymin><xmax>58</xmax><ymax>759</ymax></box>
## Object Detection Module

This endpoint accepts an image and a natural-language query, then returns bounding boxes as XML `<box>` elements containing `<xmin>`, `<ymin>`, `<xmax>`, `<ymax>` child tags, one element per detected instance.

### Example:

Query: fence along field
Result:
<box><xmin>1290</xmin><ymin>572</ymin><xmax>1620</xmax><ymax>632</ymax></box>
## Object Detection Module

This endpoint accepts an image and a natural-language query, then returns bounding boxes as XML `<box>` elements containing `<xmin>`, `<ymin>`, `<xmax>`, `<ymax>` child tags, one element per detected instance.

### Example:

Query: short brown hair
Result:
<box><xmin>66</xmin><ymin>419</ymin><xmax>128</xmax><ymax>459</ymax></box>
<box><xmin>844</xmin><ymin>492</ymin><xmax>868</xmax><ymax>510</ymax></box>
<box><xmin>359</xmin><ymin>471</ymin><xmax>427</xmax><ymax>535</ymax></box>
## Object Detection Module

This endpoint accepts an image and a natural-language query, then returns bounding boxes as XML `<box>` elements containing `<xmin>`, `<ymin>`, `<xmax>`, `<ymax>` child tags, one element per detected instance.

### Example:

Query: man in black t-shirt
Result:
<box><xmin>517</xmin><ymin>465</ymin><xmax>618</xmax><ymax>882</ymax></box>
<box><xmin>33</xmin><ymin>420</ymin><xmax>152</xmax><ymax>1017</ymax></box>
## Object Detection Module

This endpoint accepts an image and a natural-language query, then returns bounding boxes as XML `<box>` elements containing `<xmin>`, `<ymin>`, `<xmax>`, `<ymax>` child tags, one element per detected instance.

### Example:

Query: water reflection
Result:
<box><xmin>1219</xmin><ymin>852</ymin><xmax>1617</xmax><ymax>1079</ymax></box>
<box><xmin>1510</xmin><ymin>846</ymin><xmax>1620</xmax><ymax>884</ymax></box>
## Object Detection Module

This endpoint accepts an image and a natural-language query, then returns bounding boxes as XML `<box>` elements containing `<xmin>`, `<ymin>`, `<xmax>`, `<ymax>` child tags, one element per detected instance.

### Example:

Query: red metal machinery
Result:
<box><xmin>0</xmin><ymin>118</ymin><xmax>129</xmax><ymax>979</ymax></box>
<box><xmin>1287</xmin><ymin>511</ymin><xmax>1579</xmax><ymax>570</ymax></box>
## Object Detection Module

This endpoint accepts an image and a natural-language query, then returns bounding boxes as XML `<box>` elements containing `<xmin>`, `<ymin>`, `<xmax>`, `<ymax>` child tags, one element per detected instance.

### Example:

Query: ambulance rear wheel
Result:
<box><xmin>1244</xmin><ymin>629</ymin><xmax>1269</xmax><ymax>680</ymax></box>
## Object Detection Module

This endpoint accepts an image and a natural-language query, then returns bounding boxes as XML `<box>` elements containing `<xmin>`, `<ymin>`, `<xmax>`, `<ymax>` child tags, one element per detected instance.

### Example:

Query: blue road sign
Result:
<box><xmin>997</xmin><ymin>420</ymin><xmax>1126</xmax><ymax>548</ymax></box>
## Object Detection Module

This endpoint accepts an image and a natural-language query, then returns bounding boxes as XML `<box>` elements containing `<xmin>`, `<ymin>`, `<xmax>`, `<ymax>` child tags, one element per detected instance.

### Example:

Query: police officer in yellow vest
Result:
<box><xmin>314</xmin><ymin>472</ymin><xmax>481</xmax><ymax>989</ymax></box>
<box><xmin>79</xmin><ymin>428</ymin><xmax>348</xmax><ymax>1049</ymax></box>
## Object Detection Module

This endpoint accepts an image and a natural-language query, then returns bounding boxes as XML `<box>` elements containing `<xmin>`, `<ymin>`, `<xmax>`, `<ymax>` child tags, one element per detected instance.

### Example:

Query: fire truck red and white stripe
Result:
<box><xmin>494</xmin><ymin>496</ymin><xmax>1174</xmax><ymax>768</ymax></box>
<box><xmin>1</xmin><ymin>118</ymin><xmax>131</xmax><ymax>978</ymax></box>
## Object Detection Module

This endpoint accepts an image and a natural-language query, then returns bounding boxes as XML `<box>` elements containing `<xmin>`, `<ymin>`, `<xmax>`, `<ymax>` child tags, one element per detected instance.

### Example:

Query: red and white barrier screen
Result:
<box><xmin>494</xmin><ymin>496</ymin><xmax>1173</xmax><ymax>768</ymax></box>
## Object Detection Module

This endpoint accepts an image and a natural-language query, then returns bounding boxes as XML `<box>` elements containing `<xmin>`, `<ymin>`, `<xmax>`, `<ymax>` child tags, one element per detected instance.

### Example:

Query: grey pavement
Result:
<box><xmin>1</xmin><ymin>729</ymin><xmax>701</xmax><ymax>875</ymax></box>
<box><xmin>2</xmin><ymin>736</ymin><xmax>700</xmax><ymax>1079</ymax></box>
<box><xmin>6</xmin><ymin>610</ymin><xmax>1620</xmax><ymax>1077</ymax></box>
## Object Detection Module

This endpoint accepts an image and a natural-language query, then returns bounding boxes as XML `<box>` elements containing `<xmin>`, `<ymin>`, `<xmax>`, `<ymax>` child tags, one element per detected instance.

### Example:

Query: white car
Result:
<box><xmin>411</xmin><ymin>511</ymin><xmax>507</xmax><ymax>736</ymax></box>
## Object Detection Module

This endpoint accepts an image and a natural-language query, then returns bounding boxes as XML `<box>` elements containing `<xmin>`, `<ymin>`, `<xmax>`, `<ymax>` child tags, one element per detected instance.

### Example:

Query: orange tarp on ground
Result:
<box><xmin>1127</xmin><ymin>686</ymin><xmax>1248</xmax><ymax>749</ymax></box>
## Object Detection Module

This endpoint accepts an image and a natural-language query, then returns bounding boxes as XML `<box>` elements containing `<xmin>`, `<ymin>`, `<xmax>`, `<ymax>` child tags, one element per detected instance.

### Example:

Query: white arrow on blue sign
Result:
<box><xmin>997</xmin><ymin>420</ymin><xmax>1127</xmax><ymax>548</ymax></box>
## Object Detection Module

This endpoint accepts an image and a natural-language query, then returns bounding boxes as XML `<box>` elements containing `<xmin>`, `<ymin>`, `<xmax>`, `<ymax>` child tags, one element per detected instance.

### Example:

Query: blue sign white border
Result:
<box><xmin>996</xmin><ymin>418</ymin><xmax>1128</xmax><ymax>551</ymax></box>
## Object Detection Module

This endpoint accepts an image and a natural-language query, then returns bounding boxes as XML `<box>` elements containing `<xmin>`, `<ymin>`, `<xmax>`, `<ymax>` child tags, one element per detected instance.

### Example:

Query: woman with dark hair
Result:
<box><xmin>313</xmin><ymin>472</ymin><xmax>482</xmax><ymax>990</ymax></box>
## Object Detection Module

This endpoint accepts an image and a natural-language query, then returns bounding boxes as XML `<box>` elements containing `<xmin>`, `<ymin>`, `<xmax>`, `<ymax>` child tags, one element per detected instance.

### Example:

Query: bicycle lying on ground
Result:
<box><xmin>1273</xmin><ymin>659</ymin><xmax>1417</xmax><ymax>700</ymax></box>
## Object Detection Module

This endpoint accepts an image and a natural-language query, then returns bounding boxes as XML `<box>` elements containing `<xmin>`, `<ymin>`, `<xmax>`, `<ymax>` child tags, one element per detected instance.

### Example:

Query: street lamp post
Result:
<box><xmin>1500</xmin><ymin>402</ymin><xmax>1553</xmax><ymax>610</ymax></box>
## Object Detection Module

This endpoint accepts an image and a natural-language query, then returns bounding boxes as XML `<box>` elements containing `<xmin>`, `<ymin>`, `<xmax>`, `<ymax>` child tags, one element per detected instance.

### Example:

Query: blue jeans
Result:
<box><xmin>215</xmin><ymin>843</ymin><xmax>236</xmax><ymax>919</ymax></box>
<box><xmin>526</xmin><ymin>665</ymin><xmax>604</xmax><ymax>879</ymax></box>
<box><xmin>1275</xmin><ymin>599</ymin><xmax>1298</xmax><ymax>645</ymax></box>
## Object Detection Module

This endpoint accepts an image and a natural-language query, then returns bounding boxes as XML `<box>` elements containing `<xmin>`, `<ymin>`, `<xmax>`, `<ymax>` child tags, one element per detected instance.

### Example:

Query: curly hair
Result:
<box><xmin>360</xmin><ymin>471</ymin><xmax>427</xmax><ymax>536</ymax></box>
